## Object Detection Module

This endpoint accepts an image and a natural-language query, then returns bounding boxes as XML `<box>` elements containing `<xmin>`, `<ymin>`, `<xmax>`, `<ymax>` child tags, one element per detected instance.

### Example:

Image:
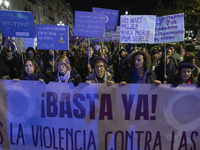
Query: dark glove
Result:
<box><xmin>172</xmin><ymin>82</ymin><xmax>179</xmax><ymax>87</ymax></box>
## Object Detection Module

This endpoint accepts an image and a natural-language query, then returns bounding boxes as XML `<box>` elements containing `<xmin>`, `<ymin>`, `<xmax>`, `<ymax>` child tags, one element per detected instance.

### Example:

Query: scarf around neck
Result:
<box><xmin>57</xmin><ymin>70</ymin><xmax>70</xmax><ymax>82</ymax></box>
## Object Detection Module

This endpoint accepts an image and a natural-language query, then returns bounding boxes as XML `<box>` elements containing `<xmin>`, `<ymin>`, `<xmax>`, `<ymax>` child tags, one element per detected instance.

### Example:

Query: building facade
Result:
<box><xmin>8</xmin><ymin>0</ymin><xmax>74</xmax><ymax>29</ymax></box>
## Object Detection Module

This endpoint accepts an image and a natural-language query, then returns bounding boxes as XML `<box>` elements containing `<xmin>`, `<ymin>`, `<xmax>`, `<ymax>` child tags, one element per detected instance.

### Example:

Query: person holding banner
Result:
<box><xmin>86</xmin><ymin>57</ymin><xmax>114</xmax><ymax>86</ymax></box>
<box><xmin>76</xmin><ymin>46</ymin><xmax>97</xmax><ymax>82</ymax></box>
<box><xmin>50</xmin><ymin>55</ymin><xmax>81</xmax><ymax>86</ymax></box>
<box><xmin>13</xmin><ymin>58</ymin><xmax>45</xmax><ymax>82</ymax></box>
<box><xmin>154</xmin><ymin>55</ymin><xmax>176</xmax><ymax>83</ymax></box>
<box><xmin>167</xmin><ymin>62</ymin><xmax>199</xmax><ymax>86</ymax></box>
<box><xmin>120</xmin><ymin>51</ymin><xmax>161</xmax><ymax>85</ymax></box>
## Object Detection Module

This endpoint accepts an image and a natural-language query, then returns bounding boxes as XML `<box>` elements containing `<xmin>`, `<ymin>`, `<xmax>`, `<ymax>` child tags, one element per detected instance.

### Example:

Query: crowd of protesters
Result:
<box><xmin>0</xmin><ymin>37</ymin><xmax>200</xmax><ymax>87</ymax></box>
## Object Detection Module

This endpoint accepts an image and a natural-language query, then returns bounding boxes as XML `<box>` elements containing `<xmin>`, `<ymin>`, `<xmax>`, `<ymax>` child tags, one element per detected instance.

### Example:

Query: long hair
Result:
<box><xmin>55</xmin><ymin>55</ymin><xmax>71</xmax><ymax>71</ymax></box>
<box><xmin>130</xmin><ymin>51</ymin><xmax>151</xmax><ymax>71</ymax></box>
<box><xmin>22</xmin><ymin>58</ymin><xmax>41</xmax><ymax>77</ymax></box>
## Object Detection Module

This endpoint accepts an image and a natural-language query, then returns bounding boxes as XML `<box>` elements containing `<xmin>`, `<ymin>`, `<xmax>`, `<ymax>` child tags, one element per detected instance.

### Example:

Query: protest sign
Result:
<box><xmin>92</xmin><ymin>7</ymin><xmax>119</xmax><ymax>31</ymax></box>
<box><xmin>120</xmin><ymin>15</ymin><xmax>156</xmax><ymax>43</ymax></box>
<box><xmin>74</xmin><ymin>11</ymin><xmax>106</xmax><ymax>38</ymax></box>
<box><xmin>36</xmin><ymin>25</ymin><xmax>69</xmax><ymax>50</ymax></box>
<box><xmin>154</xmin><ymin>13</ymin><xmax>184</xmax><ymax>43</ymax></box>
<box><xmin>22</xmin><ymin>38</ymin><xmax>36</xmax><ymax>50</ymax></box>
<box><xmin>111</xmin><ymin>26</ymin><xmax>120</xmax><ymax>41</ymax></box>
<box><xmin>0</xmin><ymin>80</ymin><xmax>200</xmax><ymax>150</ymax></box>
<box><xmin>0</xmin><ymin>10</ymin><xmax>35</xmax><ymax>38</ymax></box>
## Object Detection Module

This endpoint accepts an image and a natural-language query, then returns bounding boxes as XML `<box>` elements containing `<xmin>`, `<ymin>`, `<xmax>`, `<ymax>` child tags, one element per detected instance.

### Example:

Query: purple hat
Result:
<box><xmin>177</xmin><ymin>62</ymin><xmax>194</xmax><ymax>70</ymax></box>
<box><xmin>94</xmin><ymin>57</ymin><xmax>108</xmax><ymax>64</ymax></box>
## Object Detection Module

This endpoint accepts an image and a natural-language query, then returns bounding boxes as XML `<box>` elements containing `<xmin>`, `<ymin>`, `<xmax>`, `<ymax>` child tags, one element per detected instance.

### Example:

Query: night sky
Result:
<box><xmin>67</xmin><ymin>0</ymin><xmax>159</xmax><ymax>16</ymax></box>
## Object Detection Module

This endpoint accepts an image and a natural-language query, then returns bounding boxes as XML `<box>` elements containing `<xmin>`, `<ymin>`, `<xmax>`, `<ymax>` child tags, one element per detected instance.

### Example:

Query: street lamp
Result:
<box><xmin>4</xmin><ymin>0</ymin><xmax>9</xmax><ymax>8</ymax></box>
<box><xmin>57</xmin><ymin>21</ymin><xmax>65</xmax><ymax>26</ymax></box>
<box><xmin>0</xmin><ymin>0</ymin><xmax>10</xmax><ymax>10</ymax></box>
<box><xmin>125</xmin><ymin>11</ymin><xmax>128</xmax><ymax>15</ymax></box>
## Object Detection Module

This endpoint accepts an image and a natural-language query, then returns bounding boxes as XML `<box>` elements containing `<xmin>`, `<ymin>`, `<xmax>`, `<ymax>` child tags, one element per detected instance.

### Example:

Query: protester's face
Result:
<box><xmin>57</xmin><ymin>62</ymin><xmax>68</xmax><ymax>75</ymax></box>
<box><xmin>27</xmin><ymin>51</ymin><xmax>34</xmax><ymax>58</ymax></box>
<box><xmin>121</xmin><ymin>51</ymin><xmax>126</xmax><ymax>57</ymax></box>
<box><xmin>134</xmin><ymin>55</ymin><xmax>144</xmax><ymax>69</ymax></box>
<box><xmin>166</xmin><ymin>49</ymin><xmax>172</xmax><ymax>57</ymax></box>
<box><xmin>191</xmin><ymin>58</ymin><xmax>196</xmax><ymax>65</ymax></box>
<box><xmin>49</xmin><ymin>60</ymin><xmax>55</xmax><ymax>67</ymax></box>
<box><xmin>181</xmin><ymin>68</ymin><xmax>192</xmax><ymax>82</ymax></box>
<box><xmin>25</xmin><ymin>61</ymin><xmax>35</xmax><ymax>76</ymax></box>
<box><xmin>141</xmin><ymin>48</ymin><xmax>146</xmax><ymax>53</ymax></box>
<box><xmin>152</xmin><ymin>53</ymin><xmax>159</xmax><ymax>61</ymax></box>
<box><xmin>87</xmin><ymin>47</ymin><xmax>93</xmax><ymax>58</ymax></box>
<box><xmin>49</xmin><ymin>50</ymin><xmax>54</xmax><ymax>55</ymax></box>
<box><xmin>95</xmin><ymin>61</ymin><xmax>105</xmax><ymax>78</ymax></box>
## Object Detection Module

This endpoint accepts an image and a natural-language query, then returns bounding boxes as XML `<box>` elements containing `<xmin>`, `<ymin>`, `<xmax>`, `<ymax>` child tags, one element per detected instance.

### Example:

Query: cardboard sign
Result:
<box><xmin>92</xmin><ymin>7</ymin><xmax>119</xmax><ymax>31</ymax></box>
<box><xmin>36</xmin><ymin>25</ymin><xmax>69</xmax><ymax>50</ymax></box>
<box><xmin>0</xmin><ymin>10</ymin><xmax>35</xmax><ymax>38</ymax></box>
<box><xmin>154</xmin><ymin>13</ymin><xmax>184</xmax><ymax>43</ymax></box>
<box><xmin>74</xmin><ymin>11</ymin><xmax>106</xmax><ymax>38</ymax></box>
<box><xmin>120</xmin><ymin>15</ymin><xmax>156</xmax><ymax>43</ymax></box>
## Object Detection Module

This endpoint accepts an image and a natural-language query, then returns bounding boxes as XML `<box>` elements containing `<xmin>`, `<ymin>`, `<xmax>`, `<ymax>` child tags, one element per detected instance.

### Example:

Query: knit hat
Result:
<box><xmin>177</xmin><ymin>62</ymin><xmax>194</xmax><ymax>70</ymax></box>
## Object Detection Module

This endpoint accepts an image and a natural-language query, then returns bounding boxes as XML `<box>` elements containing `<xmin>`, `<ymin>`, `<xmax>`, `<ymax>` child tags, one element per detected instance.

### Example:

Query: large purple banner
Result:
<box><xmin>0</xmin><ymin>80</ymin><xmax>200</xmax><ymax>150</ymax></box>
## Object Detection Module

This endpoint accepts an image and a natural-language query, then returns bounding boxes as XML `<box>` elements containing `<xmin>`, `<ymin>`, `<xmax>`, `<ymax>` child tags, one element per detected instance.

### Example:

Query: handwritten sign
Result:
<box><xmin>92</xmin><ymin>7</ymin><xmax>119</xmax><ymax>31</ymax></box>
<box><xmin>36</xmin><ymin>25</ymin><xmax>69</xmax><ymax>50</ymax></box>
<box><xmin>0</xmin><ymin>10</ymin><xmax>35</xmax><ymax>38</ymax></box>
<box><xmin>120</xmin><ymin>15</ymin><xmax>156</xmax><ymax>43</ymax></box>
<box><xmin>154</xmin><ymin>13</ymin><xmax>184</xmax><ymax>43</ymax></box>
<box><xmin>74</xmin><ymin>11</ymin><xmax>106</xmax><ymax>38</ymax></box>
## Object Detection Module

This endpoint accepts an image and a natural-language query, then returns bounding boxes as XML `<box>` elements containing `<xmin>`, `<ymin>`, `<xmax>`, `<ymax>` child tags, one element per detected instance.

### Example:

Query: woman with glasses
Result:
<box><xmin>50</xmin><ymin>55</ymin><xmax>81</xmax><ymax>86</ymax></box>
<box><xmin>86</xmin><ymin>57</ymin><xmax>114</xmax><ymax>86</ymax></box>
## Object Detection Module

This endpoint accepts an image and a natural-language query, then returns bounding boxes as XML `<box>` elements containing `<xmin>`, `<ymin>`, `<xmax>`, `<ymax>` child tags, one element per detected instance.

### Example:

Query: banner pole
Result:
<box><xmin>88</xmin><ymin>37</ymin><xmax>90</xmax><ymax>65</ymax></box>
<box><xmin>19</xmin><ymin>38</ymin><xmax>24</xmax><ymax>64</ymax></box>
<box><xmin>164</xmin><ymin>43</ymin><xmax>166</xmax><ymax>76</ymax></box>
<box><xmin>53</xmin><ymin>50</ymin><xmax>55</xmax><ymax>72</ymax></box>
<box><xmin>135</xmin><ymin>44</ymin><xmax>137</xmax><ymax>51</ymax></box>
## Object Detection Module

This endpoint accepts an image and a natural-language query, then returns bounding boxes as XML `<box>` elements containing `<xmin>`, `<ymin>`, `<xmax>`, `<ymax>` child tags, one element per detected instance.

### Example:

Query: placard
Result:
<box><xmin>120</xmin><ymin>15</ymin><xmax>156</xmax><ymax>43</ymax></box>
<box><xmin>111</xmin><ymin>26</ymin><xmax>120</xmax><ymax>41</ymax></box>
<box><xmin>0</xmin><ymin>10</ymin><xmax>35</xmax><ymax>38</ymax></box>
<box><xmin>74</xmin><ymin>11</ymin><xmax>106</xmax><ymax>38</ymax></box>
<box><xmin>154</xmin><ymin>13</ymin><xmax>184</xmax><ymax>43</ymax></box>
<box><xmin>36</xmin><ymin>25</ymin><xmax>69</xmax><ymax>50</ymax></box>
<box><xmin>92</xmin><ymin>7</ymin><xmax>119</xmax><ymax>31</ymax></box>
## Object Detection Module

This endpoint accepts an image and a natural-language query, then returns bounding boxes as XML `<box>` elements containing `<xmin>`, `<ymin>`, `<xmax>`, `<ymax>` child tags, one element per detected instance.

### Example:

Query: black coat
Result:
<box><xmin>124</xmin><ymin>68</ymin><xmax>157</xmax><ymax>84</ymax></box>
<box><xmin>154</xmin><ymin>63</ymin><xmax>175</xmax><ymax>83</ymax></box>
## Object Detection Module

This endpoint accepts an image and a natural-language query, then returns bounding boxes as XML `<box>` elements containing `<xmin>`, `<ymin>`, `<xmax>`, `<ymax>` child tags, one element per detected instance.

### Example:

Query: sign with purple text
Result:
<box><xmin>154</xmin><ymin>13</ymin><xmax>184</xmax><ymax>43</ymax></box>
<box><xmin>92</xmin><ymin>7</ymin><xmax>119</xmax><ymax>31</ymax></box>
<box><xmin>74</xmin><ymin>11</ymin><xmax>106</xmax><ymax>38</ymax></box>
<box><xmin>0</xmin><ymin>10</ymin><xmax>35</xmax><ymax>38</ymax></box>
<box><xmin>36</xmin><ymin>25</ymin><xmax>69</xmax><ymax>50</ymax></box>
<box><xmin>120</xmin><ymin>15</ymin><xmax>156</xmax><ymax>43</ymax></box>
<box><xmin>1</xmin><ymin>80</ymin><xmax>200</xmax><ymax>150</ymax></box>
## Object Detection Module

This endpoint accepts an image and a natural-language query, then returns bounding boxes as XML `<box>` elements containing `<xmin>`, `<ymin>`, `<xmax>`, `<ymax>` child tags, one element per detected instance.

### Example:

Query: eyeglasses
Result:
<box><xmin>95</xmin><ymin>65</ymin><xmax>104</xmax><ymax>69</ymax></box>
